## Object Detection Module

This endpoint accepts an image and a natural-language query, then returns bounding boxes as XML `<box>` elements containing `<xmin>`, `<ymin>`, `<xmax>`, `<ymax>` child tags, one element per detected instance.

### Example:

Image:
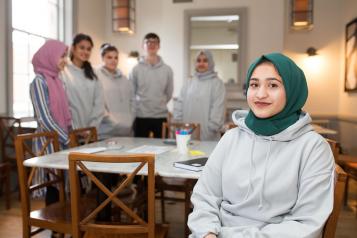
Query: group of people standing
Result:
<box><xmin>30</xmin><ymin>32</ymin><xmax>226</xmax><ymax>153</ymax></box>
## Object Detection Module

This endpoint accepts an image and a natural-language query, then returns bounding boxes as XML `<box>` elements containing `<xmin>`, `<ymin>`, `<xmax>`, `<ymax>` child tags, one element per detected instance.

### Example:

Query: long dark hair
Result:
<box><xmin>70</xmin><ymin>33</ymin><xmax>97</xmax><ymax>80</ymax></box>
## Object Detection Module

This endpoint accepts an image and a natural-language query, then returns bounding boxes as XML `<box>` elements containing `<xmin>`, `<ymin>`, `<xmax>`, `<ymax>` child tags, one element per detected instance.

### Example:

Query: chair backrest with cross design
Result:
<box><xmin>15</xmin><ymin>131</ymin><xmax>70</xmax><ymax>237</ymax></box>
<box><xmin>161</xmin><ymin>122</ymin><xmax>200</xmax><ymax>141</ymax></box>
<box><xmin>69</xmin><ymin>127</ymin><xmax>98</xmax><ymax>148</ymax></box>
<box><xmin>68</xmin><ymin>152</ymin><xmax>168</xmax><ymax>238</ymax></box>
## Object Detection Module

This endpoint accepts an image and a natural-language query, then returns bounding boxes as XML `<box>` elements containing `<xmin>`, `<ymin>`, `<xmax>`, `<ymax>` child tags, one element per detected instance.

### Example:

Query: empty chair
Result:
<box><xmin>69</xmin><ymin>127</ymin><xmax>98</xmax><ymax>148</ymax></box>
<box><xmin>0</xmin><ymin>116</ymin><xmax>23</xmax><ymax>163</ymax></box>
<box><xmin>68</xmin><ymin>152</ymin><xmax>169</xmax><ymax>238</ymax></box>
<box><xmin>0</xmin><ymin>162</ymin><xmax>10</xmax><ymax>209</ymax></box>
<box><xmin>159</xmin><ymin>121</ymin><xmax>200</xmax><ymax>237</ymax></box>
<box><xmin>15</xmin><ymin>131</ymin><xmax>70</xmax><ymax>237</ymax></box>
<box><xmin>161</xmin><ymin>122</ymin><xmax>200</xmax><ymax>141</ymax></box>
<box><xmin>322</xmin><ymin>164</ymin><xmax>347</xmax><ymax>238</ymax></box>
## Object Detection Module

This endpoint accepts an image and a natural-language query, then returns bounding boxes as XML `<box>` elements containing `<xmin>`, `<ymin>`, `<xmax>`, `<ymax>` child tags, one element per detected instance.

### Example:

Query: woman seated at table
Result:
<box><xmin>188</xmin><ymin>53</ymin><xmax>335</xmax><ymax>237</ymax></box>
<box><xmin>173</xmin><ymin>50</ymin><xmax>226</xmax><ymax>141</ymax></box>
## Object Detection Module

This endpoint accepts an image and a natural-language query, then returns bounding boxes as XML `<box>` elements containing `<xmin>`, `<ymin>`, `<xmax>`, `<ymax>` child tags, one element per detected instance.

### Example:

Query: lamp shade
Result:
<box><xmin>112</xmin><ymin>0</ymin><xmax>135</xmax><ymax>34</ymax></box>
<box><xmin>291</xmin><ymin>0</ymin><xmax>313</xmax><ymax>30</ymax></box>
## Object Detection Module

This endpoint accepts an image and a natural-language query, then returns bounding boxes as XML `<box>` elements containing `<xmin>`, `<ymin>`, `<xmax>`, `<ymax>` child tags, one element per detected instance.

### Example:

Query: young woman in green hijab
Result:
<box><xmin>188</xmin><ymin>53</ymin><xmax>335</xmax><ymax>238</ymax></box>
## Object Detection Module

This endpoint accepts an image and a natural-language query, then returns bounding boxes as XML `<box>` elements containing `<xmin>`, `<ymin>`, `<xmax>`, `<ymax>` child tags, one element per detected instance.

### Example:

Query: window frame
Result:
<box><xmin>6</xmin><ymin>0</ymin><xmax>74</xmax><ymax>117</ymax></box>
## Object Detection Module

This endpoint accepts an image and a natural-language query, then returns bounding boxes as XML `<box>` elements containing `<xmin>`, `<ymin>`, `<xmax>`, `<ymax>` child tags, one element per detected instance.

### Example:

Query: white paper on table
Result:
<box><xmin>126</xmin><ymin>145</ymin><xmax>173</xmax><ymax>155</ymax></box>
<box><xmin>59</xmin><ymin>147</ymin><xmax>107</xmax><ymax>155</ymax></box>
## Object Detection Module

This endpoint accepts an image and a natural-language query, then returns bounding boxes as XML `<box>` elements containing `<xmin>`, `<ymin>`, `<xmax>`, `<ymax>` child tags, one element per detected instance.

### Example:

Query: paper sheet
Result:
<box><xmin>59</xmin><ymin>147</ymin><xmax>107</xmax><ymax>155</ymax></box>
<box><xmin>127</xmin><ymin>145</ymin><xmax>173</xmax><ymax>155</ymax></box>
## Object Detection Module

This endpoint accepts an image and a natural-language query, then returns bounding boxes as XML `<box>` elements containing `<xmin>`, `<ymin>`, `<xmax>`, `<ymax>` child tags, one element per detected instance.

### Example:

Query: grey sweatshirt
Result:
<box><xmin>96</xmin><ymin>66</ymin><xmax>135</xmax><ymax>137</ymax></box>
<box><xmin>129</xmin><ymin>56</ymin><xmax>173</xmax><ymax>118</ymax></box>
<box><xmin>188</xmin><ymin>111</ymin><xmax>335</xmax><ymax>238</ymax></box>
<box><xmin>60</xmin><ymin>62</ymin><xmax>105</xmax><ymax>130</ymax></box>
<box><xmin>173</xmin><ymin>75</ymin><xmax>226</xmax><ymax>141</ymax></box>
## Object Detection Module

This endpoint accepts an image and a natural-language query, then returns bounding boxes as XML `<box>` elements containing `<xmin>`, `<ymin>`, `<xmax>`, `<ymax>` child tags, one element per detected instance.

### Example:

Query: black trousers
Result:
<box><xmin>133</xmin><ymin>117</ymin><xmax>166</xmax><ymax>138</ymax></box>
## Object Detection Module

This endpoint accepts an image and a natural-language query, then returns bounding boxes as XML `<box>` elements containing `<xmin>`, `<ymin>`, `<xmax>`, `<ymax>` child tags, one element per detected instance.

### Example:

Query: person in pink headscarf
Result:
<box><xmin>30</xmin><ymin>39</ymin><xmax>72</xmax><ymax>153</ymax></box>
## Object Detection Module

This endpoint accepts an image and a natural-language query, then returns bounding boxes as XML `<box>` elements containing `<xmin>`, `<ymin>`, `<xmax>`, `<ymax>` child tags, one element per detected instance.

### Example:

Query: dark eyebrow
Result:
<box><xmin>266</xmin><ymin>77</ymin><xmax>283</xmax><ymax>83</ymax></box>
<box><xmin>250</xmin><ymin>77</ymin><xmax>283</xmax><ymax>83</ymax></box>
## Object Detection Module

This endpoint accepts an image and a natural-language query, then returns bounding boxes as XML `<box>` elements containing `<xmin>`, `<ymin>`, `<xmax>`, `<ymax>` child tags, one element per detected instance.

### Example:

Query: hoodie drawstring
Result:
<box><xmin>258</xmin><ymin>138</ymin><xmax>273</xmax><ymax>210</ymax></box>
<box><xmin>243</xmin><ymin>135</ymin><xmax>256</xmax><ymax>201</ymax></box>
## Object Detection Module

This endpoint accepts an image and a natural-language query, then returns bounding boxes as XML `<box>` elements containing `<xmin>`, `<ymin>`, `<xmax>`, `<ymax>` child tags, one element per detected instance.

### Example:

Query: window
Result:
<box><xmin>11</xmin><ymin>0</ymin><xmax>64</xmax><ymax>117</ymax></box>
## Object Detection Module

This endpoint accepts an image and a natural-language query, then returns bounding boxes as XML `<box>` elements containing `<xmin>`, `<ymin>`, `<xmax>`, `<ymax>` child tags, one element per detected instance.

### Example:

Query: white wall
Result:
<box><xmin>339</xmin><ymin>0</ymin><xmax>357</xmax><ymax>118</ymax></box>
<box><xmin>284</xmin><ymin>0</ymin><xmax>344</xmax><ymax>116</ymax></box>
<box><xmin>0</xmin><ymin>0</ymin><xmax>7</xmax><ymax>114</ymax></box>
<box><xmin>76</xmin><ymin>0</ymin><xmax>106</xmax><ymax>66</ymax></box>
<box><xmin>76</xmin><ymin>0</ymin><xmax>284</xmax><ymax>97</ymax></box>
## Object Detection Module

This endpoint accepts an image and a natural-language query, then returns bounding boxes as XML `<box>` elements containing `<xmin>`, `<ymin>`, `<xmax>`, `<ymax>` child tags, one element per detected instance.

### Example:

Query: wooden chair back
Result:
<box><xmin>0</xmin><ymin>116</ymin><xmax>23</xmax><ymax>162</ymax></box>
<box><xmin>326</xmin><ymin>139</ymin><xmax>340</xmax><ymax>162</ymax></box>
<box><xmin>0</xmin><ymin>162</ymin><xmax>11</xmax><ymax>209</ymax></box>
<box><xmin>15</xmin><ymin>131</ymin><xmax>68</xmax><ymax>236</ymax></box>
<box><xmin>69</xmin><ymin>127</ymin><xmax>98</xmax><ymax>148</ymax></box>
<box><xmin>161</xmin><ymin>122</ymin><xmax>200</xmax><ymax>141</ymax></box>
<box><xmin>322</xmin><ymin>164</ymin><xmax>347</xmax><ymax>238</ymax></box>
<box><xmin>68</xmin><ymin>152</ymin><xmax>157</xmax><ymax>238</ymax></box>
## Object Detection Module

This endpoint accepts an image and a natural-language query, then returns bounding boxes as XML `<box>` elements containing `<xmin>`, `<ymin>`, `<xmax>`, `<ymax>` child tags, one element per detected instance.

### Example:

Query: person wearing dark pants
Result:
<box><xmin>133</xmin><ymin>117</ymin><xmax>167</xmax><ymax>138</ymax></box>
<box><xmin>129</xmin><ymin>33</ymin><xmax>173</xmax><ymax>138</ymax></box>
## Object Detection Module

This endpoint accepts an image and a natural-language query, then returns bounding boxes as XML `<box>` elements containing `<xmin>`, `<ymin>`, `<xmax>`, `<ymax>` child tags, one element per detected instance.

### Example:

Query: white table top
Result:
<box><xmin>23</xmin><ymin>137</ymin><xmax>218</xmax><ymax>179</ymax></box>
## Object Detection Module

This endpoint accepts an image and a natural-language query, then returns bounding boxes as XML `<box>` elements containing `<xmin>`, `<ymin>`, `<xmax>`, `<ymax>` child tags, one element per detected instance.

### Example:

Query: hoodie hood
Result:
<box><xmin>138</xmin><ymin>55</ymin><xmax>164</xmax><ymax>68</ymax></box>
<box><xmin>99</xmin><ymin>66</ymin><xmax>123</xmax><ymax>79</ymax></box>
<box><xmin>232</xmin><ymin>109</ymin><xmax>314</xmax><ymax>142</ymax></box>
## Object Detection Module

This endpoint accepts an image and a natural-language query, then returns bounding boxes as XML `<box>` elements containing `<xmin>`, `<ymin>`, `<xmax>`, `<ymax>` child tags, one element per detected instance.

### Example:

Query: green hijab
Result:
<box><xmin>245</xmin><ymin>53</ymin><xmax>308</xmax><ymax>136</ymax></box>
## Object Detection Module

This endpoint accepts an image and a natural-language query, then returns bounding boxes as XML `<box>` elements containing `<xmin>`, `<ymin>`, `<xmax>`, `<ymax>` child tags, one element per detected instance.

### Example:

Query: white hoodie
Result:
<box><xmin>188</xmin><ymin>110</ymin><xmax>335</xmax><ymax>238</ymax></box>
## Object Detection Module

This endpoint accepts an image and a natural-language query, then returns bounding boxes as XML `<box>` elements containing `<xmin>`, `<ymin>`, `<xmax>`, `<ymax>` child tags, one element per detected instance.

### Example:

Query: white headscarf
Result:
<box><xmin>194</xmin><ymin>49</ymin><xmax>217</xmax><ymax>79</ymax></box>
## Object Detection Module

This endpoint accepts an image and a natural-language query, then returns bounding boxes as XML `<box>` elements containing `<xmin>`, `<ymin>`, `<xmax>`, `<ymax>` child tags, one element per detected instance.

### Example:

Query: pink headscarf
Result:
<box><xmin>32</xmin><ymin>40</ymin><xmax>72</xmax><ymax>132</ymax></box>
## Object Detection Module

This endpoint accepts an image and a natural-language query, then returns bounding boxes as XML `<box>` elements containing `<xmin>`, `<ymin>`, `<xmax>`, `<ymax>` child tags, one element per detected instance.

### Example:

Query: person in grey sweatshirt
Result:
<box><xmin>96</xmin><ymin>43</ymin><xmax>135</xmax><ymax>138</ymax></box>
<box><xmin>188</xmin><ymin>53</ymin><xmax>335</xmax><ymax>238</ymax></box>
<box><xmin>129</xmin><ymin>33</ymin><xmax>173</xmax><ymax>138</ymax></box>
<box><xmin>60</xmin><ymin>33</ymin><xmax>105</xmax><ymax>132</ymax></box>
<box><xmin>173</xmin><ymin>50</ymin><xmax>226</xmax><ymax>141</ymax></box>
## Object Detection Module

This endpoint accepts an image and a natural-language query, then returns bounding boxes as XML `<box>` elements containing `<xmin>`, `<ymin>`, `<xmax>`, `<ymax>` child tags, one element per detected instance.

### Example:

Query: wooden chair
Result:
<box><xmin>322</xmin><ymin>164</ymin><xmax>347</xmax><ymax>238</ymax></box>
<box><xmin>0</xmin><ymin>116</ymin><xmax>23</xmax><ymax>163</ymax></box>
<box><xmin>159</xmin><ymin>122</ymin><xmax>200</xmax><ymax>237</ymax></box>
<box><xmin>0</xmin><ymin>116</ymin><xmax>24</xmax><ymax>208</ymax></box>
<box><xmin>15</xmin><ymin>131</ymin><xmax>70</xmax><ymax>237</ymax></box>
<box><xmin>68</xmin><ymin>152</ymin><xmax>169</xmax><ymax>238</ymax></box>
<box><xmin>0</xmin><ymin>162</ymin><xmax>11</xmax><ymax>209</ymax></box>
<box><xmin>326</xmin><ymin>138</ymin><xmax>357</xmax><ymax>210</ymax></box>
<box><xmin>337</xmin><ymin>154</ymin><xmax>357</xmax><ymax>208</ymax></box>
<box><xmin>161</xmin><ymin>122</ymin><xmax>200</xmax><ymax>141</ymax></box>
<box><xmin>69</xmin><ymin>127</ymin><xmax>98</xmax><ymax>148</ymax></box>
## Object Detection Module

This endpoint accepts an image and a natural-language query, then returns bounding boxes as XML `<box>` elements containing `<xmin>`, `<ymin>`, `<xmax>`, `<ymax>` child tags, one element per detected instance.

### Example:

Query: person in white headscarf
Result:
<box><xmin>173</xmin><ymin>50</ymin><xmax>226</xmax><ymax>140</ymax></box>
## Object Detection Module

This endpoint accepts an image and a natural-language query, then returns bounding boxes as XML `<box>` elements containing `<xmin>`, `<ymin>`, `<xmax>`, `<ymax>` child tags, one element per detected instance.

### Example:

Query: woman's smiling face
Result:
<box><xmin>247</xmin><ymin>62</ymin><xmax>286</xmax><ymax>118</ymax></box>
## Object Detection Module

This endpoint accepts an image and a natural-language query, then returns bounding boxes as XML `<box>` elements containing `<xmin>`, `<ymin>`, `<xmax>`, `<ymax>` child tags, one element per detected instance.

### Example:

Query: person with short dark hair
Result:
<box><xmin>188</xmin><ymin>53</ymin><xmax>335</xmax><ymax>238</ymax></box>
<box><xmin>60</xmin><ymin>33</ymin><xmax>105</xmax><ymax>131</ymax></box>
<box><xmin>129</xmin><ymin>32</ymin><xmax>174</xmax><ymax>138</ymax></box>
<box><xmin>96</xmin><ymin>43</ymin><xmax>135</xmax><ymax>138</ymax></box>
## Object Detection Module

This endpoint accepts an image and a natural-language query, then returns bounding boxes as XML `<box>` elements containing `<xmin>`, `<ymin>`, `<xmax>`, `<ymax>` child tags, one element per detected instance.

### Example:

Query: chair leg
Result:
<box><xmin>23</xmin><ymin>225</ymin><xmax>31</xmax><ymax>238</ymax></box>
<box><xmin>160</xmin><ymin>190</ymin><xmax>166</xmax><ymax>223</ymax></box>
<box><xmin>344</xmin><ymin>175</ymin><xmax>349</xmax><ymax>206</ymax></box>
<box><xmin>184</xmin><ymin>190</ymin><xmax>190</xmax><ymax>238</ymax></box>
<box><xmin>5</xmin><ymin>168</ymin><xmax>11</xmax><ymax>209</ymax></box>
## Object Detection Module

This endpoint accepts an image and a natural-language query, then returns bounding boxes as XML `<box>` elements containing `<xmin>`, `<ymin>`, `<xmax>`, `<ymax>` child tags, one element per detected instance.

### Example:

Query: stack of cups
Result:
<box><xmin>176</xmin><ymin>129</ymin><xmax>192</xmax><ymax>154</ymax></box>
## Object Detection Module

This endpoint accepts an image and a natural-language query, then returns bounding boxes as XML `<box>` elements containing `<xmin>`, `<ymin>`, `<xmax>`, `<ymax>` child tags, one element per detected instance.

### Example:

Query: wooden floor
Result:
<box><xmin>0</xmin><ymin>181</ymin><xmax>356</xmax><ymax>238</ymax></box>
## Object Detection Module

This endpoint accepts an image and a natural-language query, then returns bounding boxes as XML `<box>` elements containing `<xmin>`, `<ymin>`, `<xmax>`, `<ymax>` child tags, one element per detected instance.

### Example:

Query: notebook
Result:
<box><xmin>173</xmin><ymin>157</ymin><xmax>208</xmax><ymax>172</ymax></box>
